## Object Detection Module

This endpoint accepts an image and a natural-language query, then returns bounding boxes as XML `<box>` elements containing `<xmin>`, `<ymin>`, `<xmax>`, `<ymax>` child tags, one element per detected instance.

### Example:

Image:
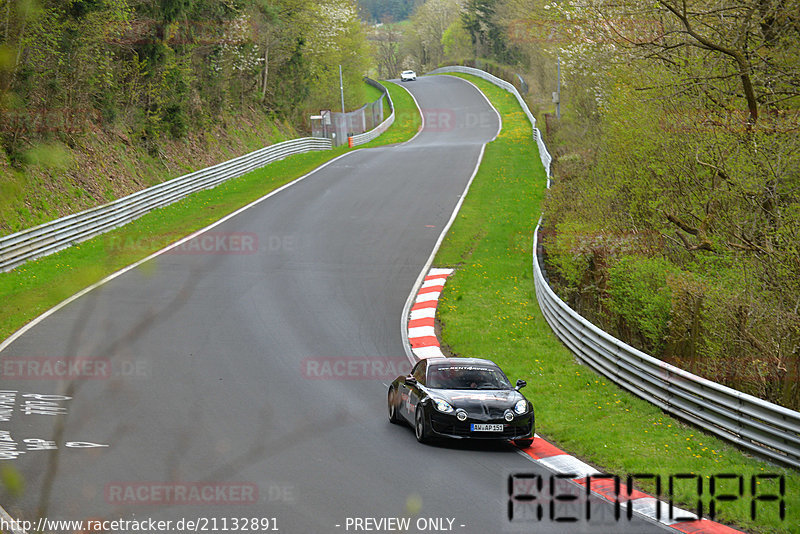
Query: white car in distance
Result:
<box><xmin>400</xmin><ymin>70</ymin><xmax>417</xmax><ymax>82</ymax></box>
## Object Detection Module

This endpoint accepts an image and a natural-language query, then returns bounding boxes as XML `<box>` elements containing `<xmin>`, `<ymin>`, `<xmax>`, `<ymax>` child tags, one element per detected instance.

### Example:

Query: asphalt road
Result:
<box><xmin>0</xmin><ymin>76</ymin><xmax>666</xmax><ymax>533</ymax></box>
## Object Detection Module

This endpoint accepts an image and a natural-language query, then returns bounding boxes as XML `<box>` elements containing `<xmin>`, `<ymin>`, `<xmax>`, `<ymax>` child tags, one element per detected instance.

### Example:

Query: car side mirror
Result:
<box><xmin>515</xmin><ymin>379</ymin><xmax>527</xmax><ymax>390</ymax></box>
<box><xmin>406</xmin><ymin>376</ymin><xmax>417</xmax><ymax>386</ymax></box>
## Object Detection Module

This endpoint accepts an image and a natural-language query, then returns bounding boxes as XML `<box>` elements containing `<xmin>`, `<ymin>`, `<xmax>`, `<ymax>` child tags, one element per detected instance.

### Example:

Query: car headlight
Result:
<box><xmin>433</xmin><ymin>398</ymin><xmax>454</xmax><ymax>413</ymax></box>
<box><xmin>514</xmin><ymin>399</ymin><xmax>528</xmax><ymax>415</ymax></box>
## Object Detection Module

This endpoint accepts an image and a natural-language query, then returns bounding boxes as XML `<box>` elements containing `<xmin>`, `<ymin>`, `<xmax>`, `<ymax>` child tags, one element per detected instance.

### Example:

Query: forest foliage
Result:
<box><xmin>534</xmin><ymin>0</ymin><xmax>800</xmax><ymax>410</ymax></box>
<box><xmin>370</xmin><ymin>0</ymin><xmax>520</xmax><ymax>79</ymax></box>
<box><xmin>0</xmin><ymin>0</ymin><xmax>371</xmax><ymax>164</ymax></box>
<box><xmin>357</xmin><ymin>0</ymin><xmax>418</xmax><ymax>23</ymax></box>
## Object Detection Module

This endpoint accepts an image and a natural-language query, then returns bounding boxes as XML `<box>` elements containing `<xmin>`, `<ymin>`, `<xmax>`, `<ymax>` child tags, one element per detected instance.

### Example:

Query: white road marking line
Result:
<box><xmin>0</xmin><ymin>151</ymin><xmax>360</xmax><ymax>355</ymax></box>
<box><xmin>400</xmin><ymin>79</ymin><xmax>494</xmax><ymax>367</ymax></box>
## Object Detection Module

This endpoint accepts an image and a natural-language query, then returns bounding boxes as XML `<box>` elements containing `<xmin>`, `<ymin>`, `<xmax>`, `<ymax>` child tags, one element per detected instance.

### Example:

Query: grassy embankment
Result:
<box><xmin>0</xmin><ymin>81</ymin><xmax>421</xmax><ymax>343</ymax></box>
<box><xmin>363</xmin><ymin>81</ymin><xmax>385</xmax><ymax>104</ymax></box>
<box><xmin>363</xmin><ymin>81</ymin><xmax>390</xmax><ymax>118</ymax></box>
<box><xmin>0</xmin><ymin>113</ymin><xmax>299</xmax><ymax>236</ymax></box>
<box><xmin>433</xmin><ymin>73</ymin><xmax>798</xmax><ymax>534</ymax></box>
<box><xmin>360</xmin><ymin>80</ymin><xmax>420</xmax><ymax>147</ymax></box>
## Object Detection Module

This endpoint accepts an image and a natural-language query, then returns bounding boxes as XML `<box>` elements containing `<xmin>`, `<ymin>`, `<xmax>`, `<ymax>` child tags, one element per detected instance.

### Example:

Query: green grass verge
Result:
<box><xmin>362</xmin><ymin>81</ymin><xmax>385</xmax><ymax>106</ymax></box>
<box><xmin>362</xmin><ymin>81</ymin><xmax>390</xmax><ymax>118</ymax></box>
<box><xmin>0</xmin><ymin>80</ymin><xmax>421</xmax><ymax>344</ymax></box>
<box><xmin>434</xmin><ymin>73</ymin><xmax>798</xmax><ymax>534</ymax></box>
<box><xmin>359</xmin><ymin>81</ymin><xmax>421</xmax><ymax>148</ymax></box>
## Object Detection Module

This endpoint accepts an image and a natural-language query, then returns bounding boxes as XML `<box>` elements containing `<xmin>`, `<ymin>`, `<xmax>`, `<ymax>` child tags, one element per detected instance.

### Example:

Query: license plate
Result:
<box><xmin>471</xmin><ymin>423</ymin><xmax>504</xmax><ymax>432</ymax></box>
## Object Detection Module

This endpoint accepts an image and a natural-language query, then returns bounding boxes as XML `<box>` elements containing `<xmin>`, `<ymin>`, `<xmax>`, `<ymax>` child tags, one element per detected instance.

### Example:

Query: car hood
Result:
<box><xmin>428</xmin><ymin>388</ymin><xmax>525</xmax><ymax>410</ymax></box>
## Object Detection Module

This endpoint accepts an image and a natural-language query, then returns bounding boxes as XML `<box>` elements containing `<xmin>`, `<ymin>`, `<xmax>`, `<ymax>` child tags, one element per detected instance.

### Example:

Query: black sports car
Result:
<box><xmin>388</xmin><ymin>357</ymin><xmax>534</xmax><ymax>446</ymax></box>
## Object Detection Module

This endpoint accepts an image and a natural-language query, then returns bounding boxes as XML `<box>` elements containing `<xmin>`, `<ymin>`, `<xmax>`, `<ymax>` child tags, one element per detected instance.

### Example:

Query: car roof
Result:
<box><xmin>426</xmin><ymin>357</ymin><xmax>499</xmax><ymax>368</ymax></box>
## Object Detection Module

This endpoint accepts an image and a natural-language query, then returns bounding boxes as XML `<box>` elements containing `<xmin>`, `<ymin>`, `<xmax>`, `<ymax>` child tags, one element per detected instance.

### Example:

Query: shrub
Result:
<box><xmin>606</xmin><ymin>255</ymin><xmax>678</xmax><ymax>354</ymax></box>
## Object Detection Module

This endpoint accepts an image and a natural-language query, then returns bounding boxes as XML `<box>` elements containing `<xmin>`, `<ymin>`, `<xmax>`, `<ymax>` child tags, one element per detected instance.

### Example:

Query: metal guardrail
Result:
<box><xmin>0</xmin><ymin>137</ymin><xmax>332</xmax><ymax>272</ymax></box>
<box><xmin>349</xmin><ymin>78</ymin><xmax>395</xmax><ymax>146</ymax></box>
<box><xmin>430</xmin><ymin>65</ymin><xmax>800</xmax><ymax>469</ymax></box>
<box><xmin>428</xmin><ymin>66</ymin><xmax>552</xmax><ymax>180</ymax></box>
<box><xmin>533</xmin><ymin>230</ymin><xmax>800</xmax><ymax>468</ymax></box>
<box><xmin>0</xmin><ymin>78</ymin><xmax>401</xmax><ymax>273</ymax></box>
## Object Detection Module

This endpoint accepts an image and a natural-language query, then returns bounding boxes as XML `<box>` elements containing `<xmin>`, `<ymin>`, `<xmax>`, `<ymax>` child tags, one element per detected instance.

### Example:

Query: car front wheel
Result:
<box><xmin>415</xmin><ymin>406</ymin><xmax>430</xmax><ymax>443</ymax></box>
<box><xmin>514</xmin><ymin>438</ymin><xmax>533</xmax><ymax>448</ymax></box>
<box><xmin>388</xmin><ymin>388</ymin><xmax>402</xmax><ymax>424</ymax></box>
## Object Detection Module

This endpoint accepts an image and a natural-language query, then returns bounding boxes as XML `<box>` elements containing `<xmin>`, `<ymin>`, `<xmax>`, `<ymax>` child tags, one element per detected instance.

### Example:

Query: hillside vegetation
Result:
<box><xmin>395</xmin><ymin>0</ymin><xmax>800</xmax><ymax>410</ymax></box>
<box><xmin>532</xmin><ymin>0</ymin><xmax>800</xmax><ymax>411</ymax></box>
<box><xmin>0</xmin><ymin>0</ymin><xmax>370</xmax><ymax>232</ymax></box>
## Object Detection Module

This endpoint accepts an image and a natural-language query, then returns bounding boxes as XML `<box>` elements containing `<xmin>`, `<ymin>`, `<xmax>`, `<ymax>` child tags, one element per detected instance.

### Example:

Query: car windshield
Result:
<box><xmin>427</xmin><ymin>364</ymin><xmax>512</xmax><ymax>390</ymax></box>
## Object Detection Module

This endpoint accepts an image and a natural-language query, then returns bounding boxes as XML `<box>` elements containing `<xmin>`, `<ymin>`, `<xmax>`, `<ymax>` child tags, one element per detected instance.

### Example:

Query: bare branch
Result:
<box><xmin>664</xmin><ymin>211</ymin><xmax>700</xmax><ymax>235</ymax></box>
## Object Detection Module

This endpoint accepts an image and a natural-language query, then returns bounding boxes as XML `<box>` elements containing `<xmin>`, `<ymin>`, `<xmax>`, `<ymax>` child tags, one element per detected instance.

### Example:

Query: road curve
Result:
<box><xmin>0</xmin><ymin>76</ymin><xmax>665</xmax><ymax>533</ymax></box>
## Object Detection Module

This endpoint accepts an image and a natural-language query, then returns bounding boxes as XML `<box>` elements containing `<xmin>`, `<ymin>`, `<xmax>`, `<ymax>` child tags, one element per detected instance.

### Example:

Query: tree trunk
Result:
<box><xmin>735</xmin><ymin>53</ymin><xmax>759</xmax><ymax>125</ymax></box>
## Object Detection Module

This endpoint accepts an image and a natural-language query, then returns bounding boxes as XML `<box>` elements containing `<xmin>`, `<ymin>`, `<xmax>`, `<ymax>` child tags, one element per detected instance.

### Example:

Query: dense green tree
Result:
<box><xmin>512</xmin><ymin>0</ymin><xmax>800</xmax><ymax>407</ymax></box>
<box><xmin>402</xmin><ymin>0</ymin><xmax>461</xmax><ymax>71</ymax></box>
<box><xmin>357</xmin><ymin>0</ymin><xmax>416</xmax><ymax>23</ymax></box>
<box><xmin>441</xmin><ymin>19</ymin><xmax>472</xmax><ymax>60</ymax></box>
<box><xmin>371</xmin><ymin>22</ymin><xmax>402</xmax><ymax>78</ymax></box>
<box><xmin>461</xmin><ymin>0</ymin><xmax>515</xmax><ymax>63</ymax></box>
<box><xmin>0</xmin><ymin>0</ymin><xmax>372</xmax><ymax>160</ymax></box>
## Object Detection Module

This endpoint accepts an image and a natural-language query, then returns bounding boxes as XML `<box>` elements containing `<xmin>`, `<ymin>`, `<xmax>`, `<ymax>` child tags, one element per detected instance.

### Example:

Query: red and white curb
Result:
<box><xmin>404</xmin><ymin>267</ymin><xmax>745</xmax><ymax>534</ymax></box>
<box><xmin>520</xmin><ymin>439</ymin><xmax>743</xmax><ymax>533</ymax></box>
<box><xmin>408</xmin><ymin>268</ymin><xmax>453</xmax><ymax>360</ymax></box>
